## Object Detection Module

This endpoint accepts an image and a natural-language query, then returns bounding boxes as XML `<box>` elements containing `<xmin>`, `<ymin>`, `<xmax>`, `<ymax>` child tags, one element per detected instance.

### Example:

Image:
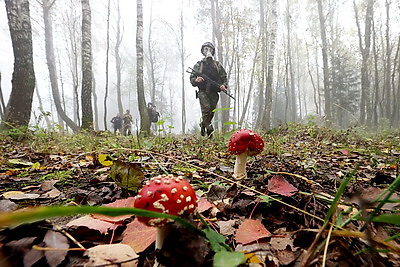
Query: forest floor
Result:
<box><xmin>0</xmin><ymin>123</ymin><xmax>399</xmax><ymax>267</ymax></box>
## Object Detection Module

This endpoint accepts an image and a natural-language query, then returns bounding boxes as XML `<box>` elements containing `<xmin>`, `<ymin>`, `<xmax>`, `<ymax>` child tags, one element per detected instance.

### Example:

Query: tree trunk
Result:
<box><xmin>179</xmin><ymin>9</ymin><xmax>186</xmax><ymax>134</ymax></box>
<box><xmin>383</xmin><ymin>0</ymin><xmax>392</xmax><ymax>121</ymax></box>
<box><xmin>353</xmin><ymin>0</ymin><xmax>373</xmax><ymax>125</ymax></box>
<box><xmin>396</xmin><ymin>38</ymin><xmax>400</xmax><ymax>126</ymax></box>
<box><xmin>62</xmin><ymin>2</ymin><xmax>80</xmax><ymax>125</ymax></box>
<box><xmin>239</xmin><ymin>38</ymin><xmax>260</xmax><ymax>126</ymax></box>
<box><xmin>0</xmin><ymin>73</ymin><xmax>5</xmax><ymax>119</ymax></box>
<box><xmin>211</xmin><ymin>0</ymin><xmax>230</xmax><ymax>133</ymax></box>
<box><xmin>103</xmin><ymin>0</ymin><xmax>111</xmax><ymax>131</ymax></box>
<box><xmin>35</xmin><ymin>81</ymin><xmax>51</xmax><ymax>128</ymax></box>
<box><xmin>255</xmin><ymin>0</ymin><xmax>266</xmax><ymax>130</ymax></box>
<box><xmin>147</xmin><ymin>4</ymin><xmax>156</xmax><ymax>105</ymax></box>
<box><xmin>115</xmin><ymin>0</ymin><xmax>123</xmax><ymax>115</ymax></box>
<box><xmin>372</xmin><ymin>20</ymin><xmax>379</xmax><ymax>126</ymax></box>
<box><xmin>286</xmin><ymin>0</ymin><xmax>297</xmax><ymax>122</ymax></box>
<box><xmin>262</xmin><ymin>0</ymin><xmax>277</xmax><ymax>130</ymax></box>
<box><xmin>92</xmin><ymin>76</ymin><xmax>99</xmax><ymax>131</ymax></box>
<box><xmin>1</xmin><ymin>0</ymin><xmax>36</xmax><ymax>130</ymax></box>
<box><xmin>305</xmin><ymin>43</ymin><xmax>319</xmax><ymax>116</ymax></box>
<box><xmin>103</xmin><ymin>0</ymin><xmax>111</xmax><ymax>130</ymax></box>
<box><xmin>42</xmin><ymin>0</ymin><xmax>80</xmax><ymax>132</ymax></box>
<box><xmin>315</xmin><ymin>39</ymin><xmax>322</xmax><ymax>115</ymax></box>
<box><xmin>317</xmin><ymin>0</ymin><xmax>332</xmax><ymax>122</ymax></box>
<box><xmin>81</xmin><ymin>0</ymin><xmax>94</xmax><ymax>130</ymax></box>
<box><xmin>136</xmin><ymin>0</ymin><xmax>151</xmax><ymax>135</ymax></box>
<box><xmin>391</xmin><ymin>37</ymin><xmax>400</xmax><ymax>126</ymax></box>
<box><xmin>255</xmin><ymin>73</ymin><xmax>265</xmax><ymax>129</ymax></box>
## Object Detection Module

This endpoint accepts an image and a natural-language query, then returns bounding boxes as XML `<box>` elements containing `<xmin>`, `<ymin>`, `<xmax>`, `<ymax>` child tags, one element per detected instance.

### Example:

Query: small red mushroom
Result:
<box><xmin>134</xmin><ymin>174</ymin><xmax>198</xmax><ymax>253</ymax></box>
<box><xmin>228</xmin><ymin>129</ymin><xmax>264</xmax><ymax>179</ymax></box>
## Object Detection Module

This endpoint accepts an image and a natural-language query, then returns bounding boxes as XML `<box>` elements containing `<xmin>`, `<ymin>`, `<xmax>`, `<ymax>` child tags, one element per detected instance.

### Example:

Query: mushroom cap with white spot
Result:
<box><xmin>134</xmin><ymin>174</ymin><xmax>198</xmax><ymax>227</ymax></box>
<box><xmin>228</xmin><ymin>129</ymin><xmax>264</xmax><ymax>156</ymax></box>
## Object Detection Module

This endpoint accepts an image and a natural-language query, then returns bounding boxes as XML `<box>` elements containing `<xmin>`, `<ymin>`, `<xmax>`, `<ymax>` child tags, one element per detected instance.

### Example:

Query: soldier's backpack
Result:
<box><xmin>148</xmin><ymin>107</ymin><xmax>159</xmax><ymax>123</ymax></box>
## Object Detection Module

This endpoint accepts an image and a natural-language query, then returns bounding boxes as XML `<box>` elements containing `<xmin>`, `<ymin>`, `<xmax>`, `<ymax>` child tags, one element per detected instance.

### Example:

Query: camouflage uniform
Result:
<box><xmin>190</xmin><ymin>59</ymin><xmax>228</xmax><ymax>136</ymax></box>
<box><xmin>122</xmin><ymin>110</ymin><xmax>133</xmax><ymax>136</ymax></box>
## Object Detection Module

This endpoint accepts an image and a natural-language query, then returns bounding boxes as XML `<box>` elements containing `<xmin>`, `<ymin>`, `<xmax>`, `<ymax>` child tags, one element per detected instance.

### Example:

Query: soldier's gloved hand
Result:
<box><xmin>220</xmin><ymin>85</ymin><xmax>227</xmax><ymax>92</ymax></box>
<box><xmin>195</xmin><ymin>77</ymin><xmax>204</xmax><ymax>83</ymax></box>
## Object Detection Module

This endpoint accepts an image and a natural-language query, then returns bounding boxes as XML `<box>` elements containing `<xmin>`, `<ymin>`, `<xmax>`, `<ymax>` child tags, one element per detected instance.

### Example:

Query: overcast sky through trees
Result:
<box><xmin>1</xmin><ymin>0</ymin><xmax>400</xmax><ymax>133</ymax></box>
<box><xmin>0</xmin><ymin>0</ymin><xmax>207</xmax><ymax>133</ymax></box>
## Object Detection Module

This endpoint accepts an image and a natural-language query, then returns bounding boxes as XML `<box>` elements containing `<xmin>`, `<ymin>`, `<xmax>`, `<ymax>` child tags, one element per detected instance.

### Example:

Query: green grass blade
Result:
<box><xmin>0</xmin><ymin>205</ymin><xmax>203</xmax><ymax>236</ymax></box>
<box><xmin>326</xmin><ymin>167</ymin><xmax>358</xmax><ymax>225</ymax></box>
<box><xmin>369</xmin><ymin>214</ymin><xmax>400</xmax><ymax>225</ymax></box>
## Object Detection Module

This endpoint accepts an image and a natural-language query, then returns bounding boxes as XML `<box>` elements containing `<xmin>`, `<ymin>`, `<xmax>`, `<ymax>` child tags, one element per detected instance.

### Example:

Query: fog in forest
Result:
<box><xmin>1</xmin><ymin>0</ymin><xmax>400</xmax><ymax>134</ymax></box>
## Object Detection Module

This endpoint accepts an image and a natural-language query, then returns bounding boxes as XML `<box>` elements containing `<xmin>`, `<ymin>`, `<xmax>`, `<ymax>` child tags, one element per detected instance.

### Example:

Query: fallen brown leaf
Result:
<box><xmin>92</xmin><ymin>197</ymin><xmax>136</xmax><ymax>223</ymax></box>
<box><xmin>268</xmin><ymin>175</ymin><xmax>298</xmax><ymax>197</ymax></box>
<box><xmin>197</xmin><ymin>197</ymin><xmax>213</xmax><ymax>213</ymax></box>
<box><xmin>84</xmin><ymin>244</ymin><xmax>138</xmax><ymax>267</ymax></box>
<box><xmin>121</xmin><ymin>219</ymin><xmax>156</xmax><ymax>253</ymax></box>
<box><xmin>235</xmin><ymin>219</ymin><xmax>271</xmax><ymax>245</ymax></box>
<box><xmin>43</xmin><ymin>230</ymin><xmax>69</xmax><ymax>267</ymax></box>
<box><xmin>66</xmin><ymin>215</ymin><xmax>122</xmax><ymax>235</ymax></box>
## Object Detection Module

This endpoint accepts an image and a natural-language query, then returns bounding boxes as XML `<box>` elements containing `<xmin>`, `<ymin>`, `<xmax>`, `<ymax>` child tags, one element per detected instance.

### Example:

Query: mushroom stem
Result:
<box><xmin>155</xmin><ymin>224</ymin><xmax>172</xmax><ymax>251</ymax></box>
<box><xmin>154</xmin><ymin>224</ymin><xmax>172</xmax><ymax>267</ymax></box>
<box><xmin>233</xmin><ymin>151</ymin><xmax>248</xmax><ymax>179</ymax></box>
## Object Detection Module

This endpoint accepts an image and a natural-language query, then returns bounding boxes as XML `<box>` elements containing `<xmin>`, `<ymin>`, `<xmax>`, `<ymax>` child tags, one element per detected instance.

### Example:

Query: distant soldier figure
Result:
<box><xmin>122</xmin><ymin>109</ymin><xmax>133</xmax><ymax>136</ymax></box>
<box><xmin>189</xmin><ymin>42</ymin><xmax>228</xmax><ymax>138</ymax></box>
<box><xmin>111</xmin><ymin>113</ymin><xmax>122</xmax><ymax>134</ymax></box>
<box><xmin>147</xmin><ymin>103</ymin><xmax>160</xmax><ymax>123</ymax></box>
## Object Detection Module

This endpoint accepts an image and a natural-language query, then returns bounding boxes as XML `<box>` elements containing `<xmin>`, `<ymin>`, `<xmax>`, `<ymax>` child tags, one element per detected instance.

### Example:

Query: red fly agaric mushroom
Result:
<box><xmin>134</xmin><ymin>174</ymin><xmax>198</xmax><ymax>252</ymax></box>
<box><xmin>228</xmin><ymin>129</ymin><xmax>264</xmax><ymax>179</ymax></box>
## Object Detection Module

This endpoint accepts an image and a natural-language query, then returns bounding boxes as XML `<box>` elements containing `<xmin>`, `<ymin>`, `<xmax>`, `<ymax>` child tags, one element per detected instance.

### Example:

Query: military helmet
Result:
<box><xmin>201</xmin><ymin>42</ymin><xmax>215</xmax><ymax>56</ymax></box>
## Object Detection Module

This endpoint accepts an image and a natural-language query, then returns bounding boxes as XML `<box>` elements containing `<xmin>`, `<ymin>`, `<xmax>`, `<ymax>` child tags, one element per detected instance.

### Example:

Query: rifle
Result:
<box><xmin>186</xmin><ymin>67</ymin><xmax>235</xmax><ymax>100</ymax></box>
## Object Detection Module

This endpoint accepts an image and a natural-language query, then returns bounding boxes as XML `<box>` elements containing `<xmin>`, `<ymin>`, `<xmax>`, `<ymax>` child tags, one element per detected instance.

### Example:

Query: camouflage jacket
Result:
<box><xmin>189</xmin><ymin>59</ymin><xmax>228</xmax><ymax>93</ymax></box>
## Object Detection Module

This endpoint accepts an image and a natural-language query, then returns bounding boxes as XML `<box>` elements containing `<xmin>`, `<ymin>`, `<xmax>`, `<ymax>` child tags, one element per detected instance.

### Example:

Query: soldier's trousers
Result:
<box><xmin>198</xmin><ymin>90</ymin><xmax>219</xmax><ymax>133</ymax></box>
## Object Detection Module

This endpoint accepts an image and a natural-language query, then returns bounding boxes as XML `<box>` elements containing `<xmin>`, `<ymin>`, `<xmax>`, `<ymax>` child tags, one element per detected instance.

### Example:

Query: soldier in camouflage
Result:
<box><xmin>190</xmin><ymin>42</ymin><xmax>228</xmax><ymax>138</ymax></box>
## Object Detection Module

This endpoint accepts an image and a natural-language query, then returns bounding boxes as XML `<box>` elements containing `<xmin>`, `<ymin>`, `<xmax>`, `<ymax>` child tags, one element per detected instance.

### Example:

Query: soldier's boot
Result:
<box><xmin>206</xmin><ymin>125</ymin><xmax>214</xmax><ymax>138</ymax></box>
<box><xmin>200</xmin><ymin>123</ymin><xmax>206</xmax><ymax>136</ymax></box>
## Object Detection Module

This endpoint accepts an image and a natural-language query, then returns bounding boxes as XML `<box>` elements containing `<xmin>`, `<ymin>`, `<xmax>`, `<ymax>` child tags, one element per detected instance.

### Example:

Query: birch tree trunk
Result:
<box><xmin>81</xmin><ymin>0</ymin><xmax>94</xmax><ymax>130</ymax></box>
<box><xmin>1</xmin><ymin>0</ymin><xmax>36</xmax><ymax>130</ymax></box>
<box><xmin>136</xmin><ymin>0</ymin><xmax>151</xmax><ymax>135</ymax></box>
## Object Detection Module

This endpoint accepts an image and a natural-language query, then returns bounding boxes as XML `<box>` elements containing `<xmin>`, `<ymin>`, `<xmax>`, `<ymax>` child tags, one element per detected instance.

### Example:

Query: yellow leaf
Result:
<box><xmin>98</xmin><ymin>154</ymin><xmax>113</xmax><ymax>166</ymax></box>
<box><xmin>245</xmin><ymin>252</ymin><xmax>262</xmax><ymax>263</ymax></box>
<box><xmin>31</xmin><ymin>162</ymin><xmax>41</xmax><ymax>170</ymax></box>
